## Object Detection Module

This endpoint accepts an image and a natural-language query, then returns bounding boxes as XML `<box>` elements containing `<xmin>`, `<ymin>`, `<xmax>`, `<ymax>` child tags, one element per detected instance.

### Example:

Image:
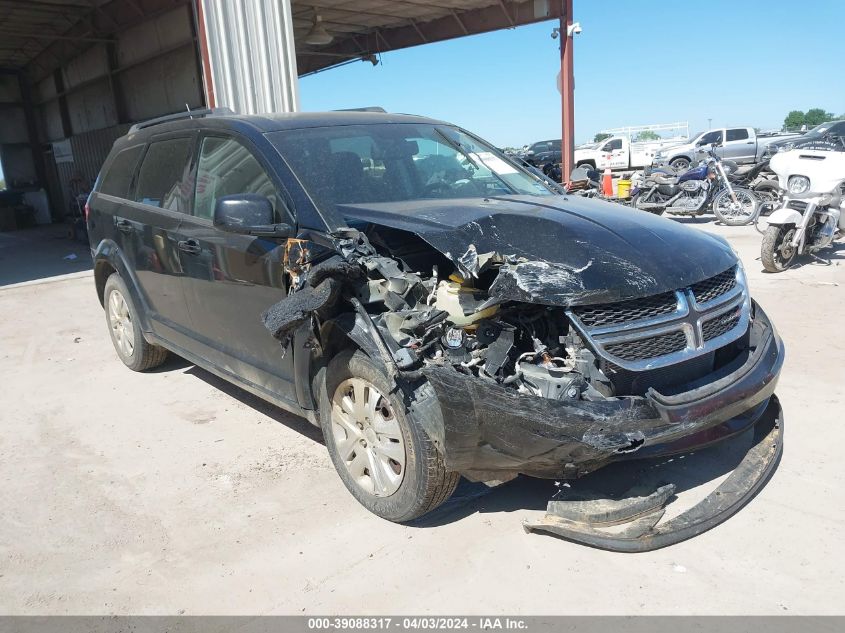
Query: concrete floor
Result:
<box><xmin>0</xmin><ymin>224</ymin><xmax>91</xmax><ymax>288</ymax></box>
<box><xmin>0</xmin><ymin>219</ymin><xmax>843</xmax><ymax>615</ymax></box>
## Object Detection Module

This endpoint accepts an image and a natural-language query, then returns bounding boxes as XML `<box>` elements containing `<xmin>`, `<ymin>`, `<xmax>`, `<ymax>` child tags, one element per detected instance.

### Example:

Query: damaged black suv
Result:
<box><xmin>88</xmin><ymin>109</ymin><xmax>784</xmax><ymax>524</ymax></box>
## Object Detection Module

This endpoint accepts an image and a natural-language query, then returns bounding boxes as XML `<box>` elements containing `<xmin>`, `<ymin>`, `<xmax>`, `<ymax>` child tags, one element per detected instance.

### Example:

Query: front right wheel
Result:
<box><xmin>761</xmin><ymin>225</ymin><xmax>798</xmax><ymax>272</ymax></box>
<box><xmin>321</xmin><ymin>350</ymin><xmax>459</xmax><ymax>522</ymax></box>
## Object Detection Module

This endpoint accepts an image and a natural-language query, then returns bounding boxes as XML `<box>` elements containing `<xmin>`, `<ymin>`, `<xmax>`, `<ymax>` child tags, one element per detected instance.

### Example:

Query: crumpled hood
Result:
<box><xmin>337</xmin><ymin>195</ymin><xmax>736</xmax><ymax>307</ymax></box>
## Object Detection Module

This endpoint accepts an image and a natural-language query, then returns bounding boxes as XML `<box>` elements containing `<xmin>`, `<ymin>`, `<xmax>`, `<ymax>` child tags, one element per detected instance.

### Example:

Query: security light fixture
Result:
<box><xmin>305</xmin><ymin>14</ymin><xmax>333</xmax><ymax>46</ymax></box>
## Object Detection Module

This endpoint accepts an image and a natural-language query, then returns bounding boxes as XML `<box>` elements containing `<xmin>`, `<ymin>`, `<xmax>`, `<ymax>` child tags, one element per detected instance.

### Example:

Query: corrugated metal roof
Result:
<box><xmin>5</xmin><ymin>0</ymin><xmax>563</xmax><ymax>81</ymax></box>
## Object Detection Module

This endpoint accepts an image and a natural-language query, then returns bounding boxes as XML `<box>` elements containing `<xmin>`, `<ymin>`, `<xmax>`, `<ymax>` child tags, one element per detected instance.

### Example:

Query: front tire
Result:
<box><xmin>321</xmin><ymin>350</ymin><xmax>459</xmax><ymax>522</ymax></box>
<box><xmin>761</xmin><ymin>225</ymin><xmax>798</xmax><ymax>272</ymax></box>
<box><xmin>712</xmin><ymin>187</ymin><xmax>760</xmax><ymax>225</ymax></box>
<box><xmin>103</xmin><ymin>274</ymin><xmax>168</xmax><ymax>371</ymax></box>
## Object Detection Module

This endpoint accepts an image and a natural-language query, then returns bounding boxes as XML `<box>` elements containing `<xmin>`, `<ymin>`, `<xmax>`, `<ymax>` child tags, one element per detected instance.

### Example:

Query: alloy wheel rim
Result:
<box><xmin>776</xmin><ymin>228</ymin><xmax>796</xmax><ymax>267</ymax></box>
<box><xmin>719</xmin><ymin>191</ymin><xmax>755</xmax><ymax>219</ymax></box>
<box><xmin>331</xmin><ymin>377</ymin><xmax>406</xmax><ymax>497</ymax></box>
<box><xmin>108</xmin><ymin>289</ymin><xmax>134</xmax><ymax>357</ymax></box>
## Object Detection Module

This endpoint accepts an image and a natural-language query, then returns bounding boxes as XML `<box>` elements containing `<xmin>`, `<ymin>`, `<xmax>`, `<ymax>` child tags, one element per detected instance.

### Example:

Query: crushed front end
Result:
<box><xmin>263</xmin><ymin>222</ymin><xmax>783</xmax><ymax>485</ymax></box>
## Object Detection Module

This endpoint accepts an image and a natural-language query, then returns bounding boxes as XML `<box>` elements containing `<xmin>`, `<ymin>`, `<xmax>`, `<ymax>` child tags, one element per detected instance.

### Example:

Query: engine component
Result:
<box><xmin>442</xmin><ymin>327</ymin><xmax>465</xmax><ymax>349</ymax></box>
<box><xmin>435</xmin><ymin>279</ymin><xmax>499</xmax><ymax>326</ymax></box>
<box><xmin>519</xmin><ymin>363</ymin><xmax>584</xmax><ymax>400</ymax></box>
<box><xmin>482</xmin><ymin>328</ymin><xmax>514</xmax><ymax>377</ymax></box>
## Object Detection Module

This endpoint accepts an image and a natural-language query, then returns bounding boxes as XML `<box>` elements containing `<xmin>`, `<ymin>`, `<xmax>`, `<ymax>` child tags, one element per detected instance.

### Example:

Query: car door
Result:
<box><xmin>697</xmin><ymin>130</ymin><xmax>723</xmax><ymax>159</ymax></box>
<box><xmin>116</xmin><ymin>135</ymin><xmax>195</xmax><ymax>347</ymax></box>
<box><xmin>722</xmin><ymin>128</ymin><xmax>755</xmax><ymax>162</ymax></box>
<box><xmin>606</xmin><ymin>138</ymin><xmax>627</xmax><ymax>169</ymax></box>
<box><xmin>176</xmin><ymin>133</ymin><xmax>298</xmax><ymax>403</ymax></box>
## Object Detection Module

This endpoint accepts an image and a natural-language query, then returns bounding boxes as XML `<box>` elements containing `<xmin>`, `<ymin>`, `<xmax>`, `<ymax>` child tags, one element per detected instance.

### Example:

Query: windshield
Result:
<box><xmin>268</xmin><ymin>123</ymin><xmax>554</xmax><ymax>214</ymax></box>
<box><xmin>804</xmin><ymin>121</ymin><xmax>835</xmax><ymax>138</ymax></box>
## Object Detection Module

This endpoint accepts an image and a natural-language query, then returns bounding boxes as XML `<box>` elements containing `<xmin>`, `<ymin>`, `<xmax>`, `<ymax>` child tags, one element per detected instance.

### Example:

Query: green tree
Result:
<box><xmin>804</xmin><ymin>108</ymin><xmax>834</xmax><ymax>126</ymax></box>
<box><xmin>784</xmin><ymin>110</ymin><xmax>805</xmax><ymax>130</ymax></box>
<box><xmin>635</xmin><ymin>130</ymin><xmax>660</xmax><ymax>141</ymax></box>
<box><xmin>0</xmin><ymin>178</ymin><xmax>5</xmax><ymax>191</ymax></box>
<box><xmin>593</xmin><ymin>132</ymin><xmax>611</xmax><ymax>143</ymax></box>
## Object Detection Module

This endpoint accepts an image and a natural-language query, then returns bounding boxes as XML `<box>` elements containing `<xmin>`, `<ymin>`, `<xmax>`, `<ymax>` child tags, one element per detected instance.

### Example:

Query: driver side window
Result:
<box><xmin>699</xmin><ymin>131</ymin><xmax>723</xmax><ymax>145</ymax></box>
<box><xmin>194</xmin><ymin>136</ymin><xmax>289</xmax><ymax>223</ymax></box>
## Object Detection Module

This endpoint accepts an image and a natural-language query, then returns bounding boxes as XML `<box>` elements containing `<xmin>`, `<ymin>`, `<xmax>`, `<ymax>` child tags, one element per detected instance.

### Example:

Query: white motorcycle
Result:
<box><xmin>761</xmin><ymin>145</ymin><xmax>845</xmax><ymax>272</ymax></box>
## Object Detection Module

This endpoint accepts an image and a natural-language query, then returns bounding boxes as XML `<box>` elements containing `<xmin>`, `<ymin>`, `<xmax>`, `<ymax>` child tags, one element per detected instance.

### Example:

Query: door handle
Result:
<box><xmin>115</xmin><ymin>219</ymin><xmax>133</xmax><ymax>234</ymax></box>
<box><xmin>177</xmin><ymin>239</ymin><xmax>201</xmax><ymax>255</ymax></box>
<box><xmin>746</xmin><ymin>141</ymin><xmax>754</xmax><ymax>144</ymax></box>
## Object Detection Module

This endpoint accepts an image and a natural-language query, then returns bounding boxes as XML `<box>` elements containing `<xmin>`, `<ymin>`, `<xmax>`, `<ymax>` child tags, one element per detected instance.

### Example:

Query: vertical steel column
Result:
<box><xmin>560</xmin><ymin>0</ymin><xmax>574</xmax><ymax>182</ymax></box>
<box><xmin>194</xmin><ymin>0</ymin><xmax>300</xmax><ymax>114</ymax></box>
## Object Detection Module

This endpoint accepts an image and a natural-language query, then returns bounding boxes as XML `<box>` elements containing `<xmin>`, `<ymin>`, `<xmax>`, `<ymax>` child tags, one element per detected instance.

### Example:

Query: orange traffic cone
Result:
<box><xmin>602</xmin><ymin>167</ymin><xmax>614</xmax><ymax>197</ymax></box>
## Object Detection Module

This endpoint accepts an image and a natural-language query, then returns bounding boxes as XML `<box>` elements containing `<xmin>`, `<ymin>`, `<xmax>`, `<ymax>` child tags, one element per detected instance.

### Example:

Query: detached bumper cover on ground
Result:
<box><xmin>523</xmin><ymin>396</ymin><xmax>782</xmax><ymax>551</ymax></box>
<box><xmin>424</xmin><ymin>302</ymin><xmax>783</xmax><ymax>481</ymax></box>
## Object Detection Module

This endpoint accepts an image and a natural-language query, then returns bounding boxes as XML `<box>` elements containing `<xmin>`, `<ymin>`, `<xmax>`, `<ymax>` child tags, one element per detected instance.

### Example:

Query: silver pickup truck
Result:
<box><xmin>653</xmin><ymin>127</ymin><xmax>800</xmax><ymax>170</ymax></box>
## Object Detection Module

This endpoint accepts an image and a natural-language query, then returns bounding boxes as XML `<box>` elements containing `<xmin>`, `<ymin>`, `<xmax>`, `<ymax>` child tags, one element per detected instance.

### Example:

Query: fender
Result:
<box><xmin>766</xmin><ymin>207</ymin><xmax>802</xmax><ymax>226</ymax></box>
<box><xmin>91</xmin><ymin>238</ymin><xmax>153</xmax><ymax>333</ymax></box>
<box><xmin>306</xmin><ymin>312</ymin><xmax>447</xmax><ymax>455</ymax></box>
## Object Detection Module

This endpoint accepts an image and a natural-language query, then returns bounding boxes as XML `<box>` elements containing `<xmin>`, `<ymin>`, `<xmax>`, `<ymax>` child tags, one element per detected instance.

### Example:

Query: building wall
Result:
<box><xmin>3</xmin><ymin>0</ymin><xmax>299</xmax><ymax>218</ymax></box>
<box><xmin>28</xmin><ymin>5</ymin><xmax>202</xmax><ymax>216</ymax></box>
<box><xmin>0</xmin><ymin>73</ymin><xmax>35</xmax><ymax>188</ymax></box>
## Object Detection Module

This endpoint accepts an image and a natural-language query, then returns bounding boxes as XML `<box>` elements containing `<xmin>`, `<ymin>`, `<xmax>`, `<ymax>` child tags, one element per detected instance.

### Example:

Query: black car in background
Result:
<box><xmin>766</xmin><ymin>120</ymin><xmax>845</xmax><ymax>156</ymax></box>
<box><xmin>87</xmin><ymin>109</ymin><xmax>783</xmax><ymax>528</ymax></box>
<box><xmin>523</xmin><ymin>138</ymin><xmax>562</xmax><ymax>167</ymax></box>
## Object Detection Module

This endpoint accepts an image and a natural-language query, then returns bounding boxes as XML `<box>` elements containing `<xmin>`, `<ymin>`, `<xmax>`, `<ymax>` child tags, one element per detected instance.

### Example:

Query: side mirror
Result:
<box><xmin>213</xmin><ymin>194</ymin><xmax>291</xmax><ymax>238</ymax></box>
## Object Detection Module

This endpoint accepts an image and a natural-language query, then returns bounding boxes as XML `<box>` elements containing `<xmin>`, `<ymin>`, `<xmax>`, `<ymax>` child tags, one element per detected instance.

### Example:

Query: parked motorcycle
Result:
<box><xmin>760</xmin><ymin>143</ymin><xmax>845</xmax><ymax>272</ymax></box>
<box><xmin>566</xmin><ymin>166</ymin><xmax>602</xmax><ymax>197</ymax></box>
<box><xmin>726</xmin><ymin>159</ymin><xmax>781</xmax><ymax>215</ymax></box>
<box><xmin>631</xmin><ymin>145</ymin><xmax>760</xmax><ymax>225</ymax></box>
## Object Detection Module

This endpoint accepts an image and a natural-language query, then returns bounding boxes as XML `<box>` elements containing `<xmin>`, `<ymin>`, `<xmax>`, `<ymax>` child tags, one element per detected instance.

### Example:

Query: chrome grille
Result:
<box><xmin>702</xmin><ymin>309</ymin><xmax>741</xmax><ymax>341</ymax></box>
<box><xmin>566</xmin><ymin>266</ymin><xmax>749</xmax><ymax>371</ymax></box>
<box><xmin>691</xmin><ymin>266</ymin><xmax>736</xmax><ymax>305</ymax></box>
<box><xmin>571</xmin><ymin>292</ymin><xmax>678</xmax><ymax>327</ymax></box>
<box><xmin>604</xmin><ymin>331</ymin><xmax>687</xmax><ymax>361</ymax></box>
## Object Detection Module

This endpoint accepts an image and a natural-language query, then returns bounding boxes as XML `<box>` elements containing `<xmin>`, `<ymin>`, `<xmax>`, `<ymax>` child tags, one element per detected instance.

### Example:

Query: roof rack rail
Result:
<box><xmin>128</xmin><ymin>107</ymin><xmax>235</xmax><ymax>134</ymax></box>
<box><xmin>334</xmin><ymin>106</ymin><xmax>387</xmax><ymax>113</ymax></box>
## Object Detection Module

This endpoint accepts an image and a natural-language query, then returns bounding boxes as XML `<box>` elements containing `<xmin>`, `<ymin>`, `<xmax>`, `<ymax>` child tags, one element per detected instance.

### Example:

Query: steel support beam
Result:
<box><xmin>559</xmin><ymin>0</ymin><xmax>574</xmax><ymax>182</ymax></box>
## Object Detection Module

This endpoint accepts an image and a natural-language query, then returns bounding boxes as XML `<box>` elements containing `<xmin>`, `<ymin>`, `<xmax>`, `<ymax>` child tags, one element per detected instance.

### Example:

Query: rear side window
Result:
<box><xmin>135</xmin><ymin>138</ymin><xmax>192</xmax><ymax>212</ymax></box>
<box><xmin>193</xmin><ymin>136</ymin><xmax>286</xmax><ymax>222</ymax></box>
<box><xmin>99</xmin><ymin>145</ymin><xmax>143</xmax><ymax>198</ymax></box>
<box><xmin>726</xmin><ymin>129</ymin><xmax>749</xmax><ymax>141</ymax></box>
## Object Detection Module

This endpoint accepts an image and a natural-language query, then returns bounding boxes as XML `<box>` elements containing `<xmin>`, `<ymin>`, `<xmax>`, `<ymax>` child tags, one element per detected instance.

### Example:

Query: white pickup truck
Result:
<box><xmin>652</xmin><ymin>127</ymin><xmax>801</xmax><ymax>171</ymax></box>
<box><xmin>573</xmin><ymin>136</ymin><xmax>683</xmax><ymax>171</ymax></box>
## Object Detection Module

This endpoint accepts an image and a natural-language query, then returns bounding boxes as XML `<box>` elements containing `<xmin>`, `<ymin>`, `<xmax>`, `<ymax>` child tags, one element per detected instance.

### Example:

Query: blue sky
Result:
<box><xmin>300</xmin><ymin>0</ymin><xmax>845</xmax><ymax>148</ymax></box>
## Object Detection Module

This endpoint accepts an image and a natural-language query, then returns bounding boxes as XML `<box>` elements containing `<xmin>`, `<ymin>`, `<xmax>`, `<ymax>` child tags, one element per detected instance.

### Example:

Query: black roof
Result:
<box><xmin>122</xmin><ymin>109</ymin><xmax>447</xmax><ymax>144</ymax></box>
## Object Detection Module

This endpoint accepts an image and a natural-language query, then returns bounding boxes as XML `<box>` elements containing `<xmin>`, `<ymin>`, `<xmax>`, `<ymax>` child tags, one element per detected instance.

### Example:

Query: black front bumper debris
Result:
<box><xmin>422</xmin><ymin>301</ymin><xmax>784</xmax><ymax>481</ymax></box>
<box><xmin>522</xmin><ymin>396</ymin><xmax>782</xmax><ymax>552</ymax></box>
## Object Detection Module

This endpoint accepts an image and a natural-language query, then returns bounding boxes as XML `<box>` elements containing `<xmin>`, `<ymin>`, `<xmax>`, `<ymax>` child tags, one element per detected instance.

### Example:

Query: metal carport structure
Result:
<box><xmin>0</xmin><ymin>0</ymin><xmax>574</xmax><ymax>226</ymax></box>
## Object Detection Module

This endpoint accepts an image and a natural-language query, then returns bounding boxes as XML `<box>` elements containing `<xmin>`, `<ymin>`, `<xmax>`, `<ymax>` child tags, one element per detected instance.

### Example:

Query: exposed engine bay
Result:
<box><xmin>263</xmin><ymin>225</ymin><xmax>618</xmax><ymax>406</ymax></box>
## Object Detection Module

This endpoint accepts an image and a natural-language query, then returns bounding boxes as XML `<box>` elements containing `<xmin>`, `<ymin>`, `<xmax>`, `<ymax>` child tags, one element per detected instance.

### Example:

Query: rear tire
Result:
<box><xmin>761</xmin><ymin>225</ymin><xmax>797</xmax><ymax>272</ymax></box>
<box><xmin>631</xmin><ymin>193</ymin><xmax>665</xmax><ymax>215</ymax></box>
<box><xmin>712</xmin><ymin>187</ymin><xmax>760</xmax><ymax>226</ymax></box>
<box><xmin>753</xmin><ymin>180</ymin><xmax>781</xmax><ymax>215</ymax></box>
<box><xmin>321</xmin><ymin>349</ymin><xmax>459</xmax><ymax>522</ymax></box>
<box><xmin>103</xmin><ymin>274</ymin><xmax>168</xmax><ymax>371</ymax></box>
